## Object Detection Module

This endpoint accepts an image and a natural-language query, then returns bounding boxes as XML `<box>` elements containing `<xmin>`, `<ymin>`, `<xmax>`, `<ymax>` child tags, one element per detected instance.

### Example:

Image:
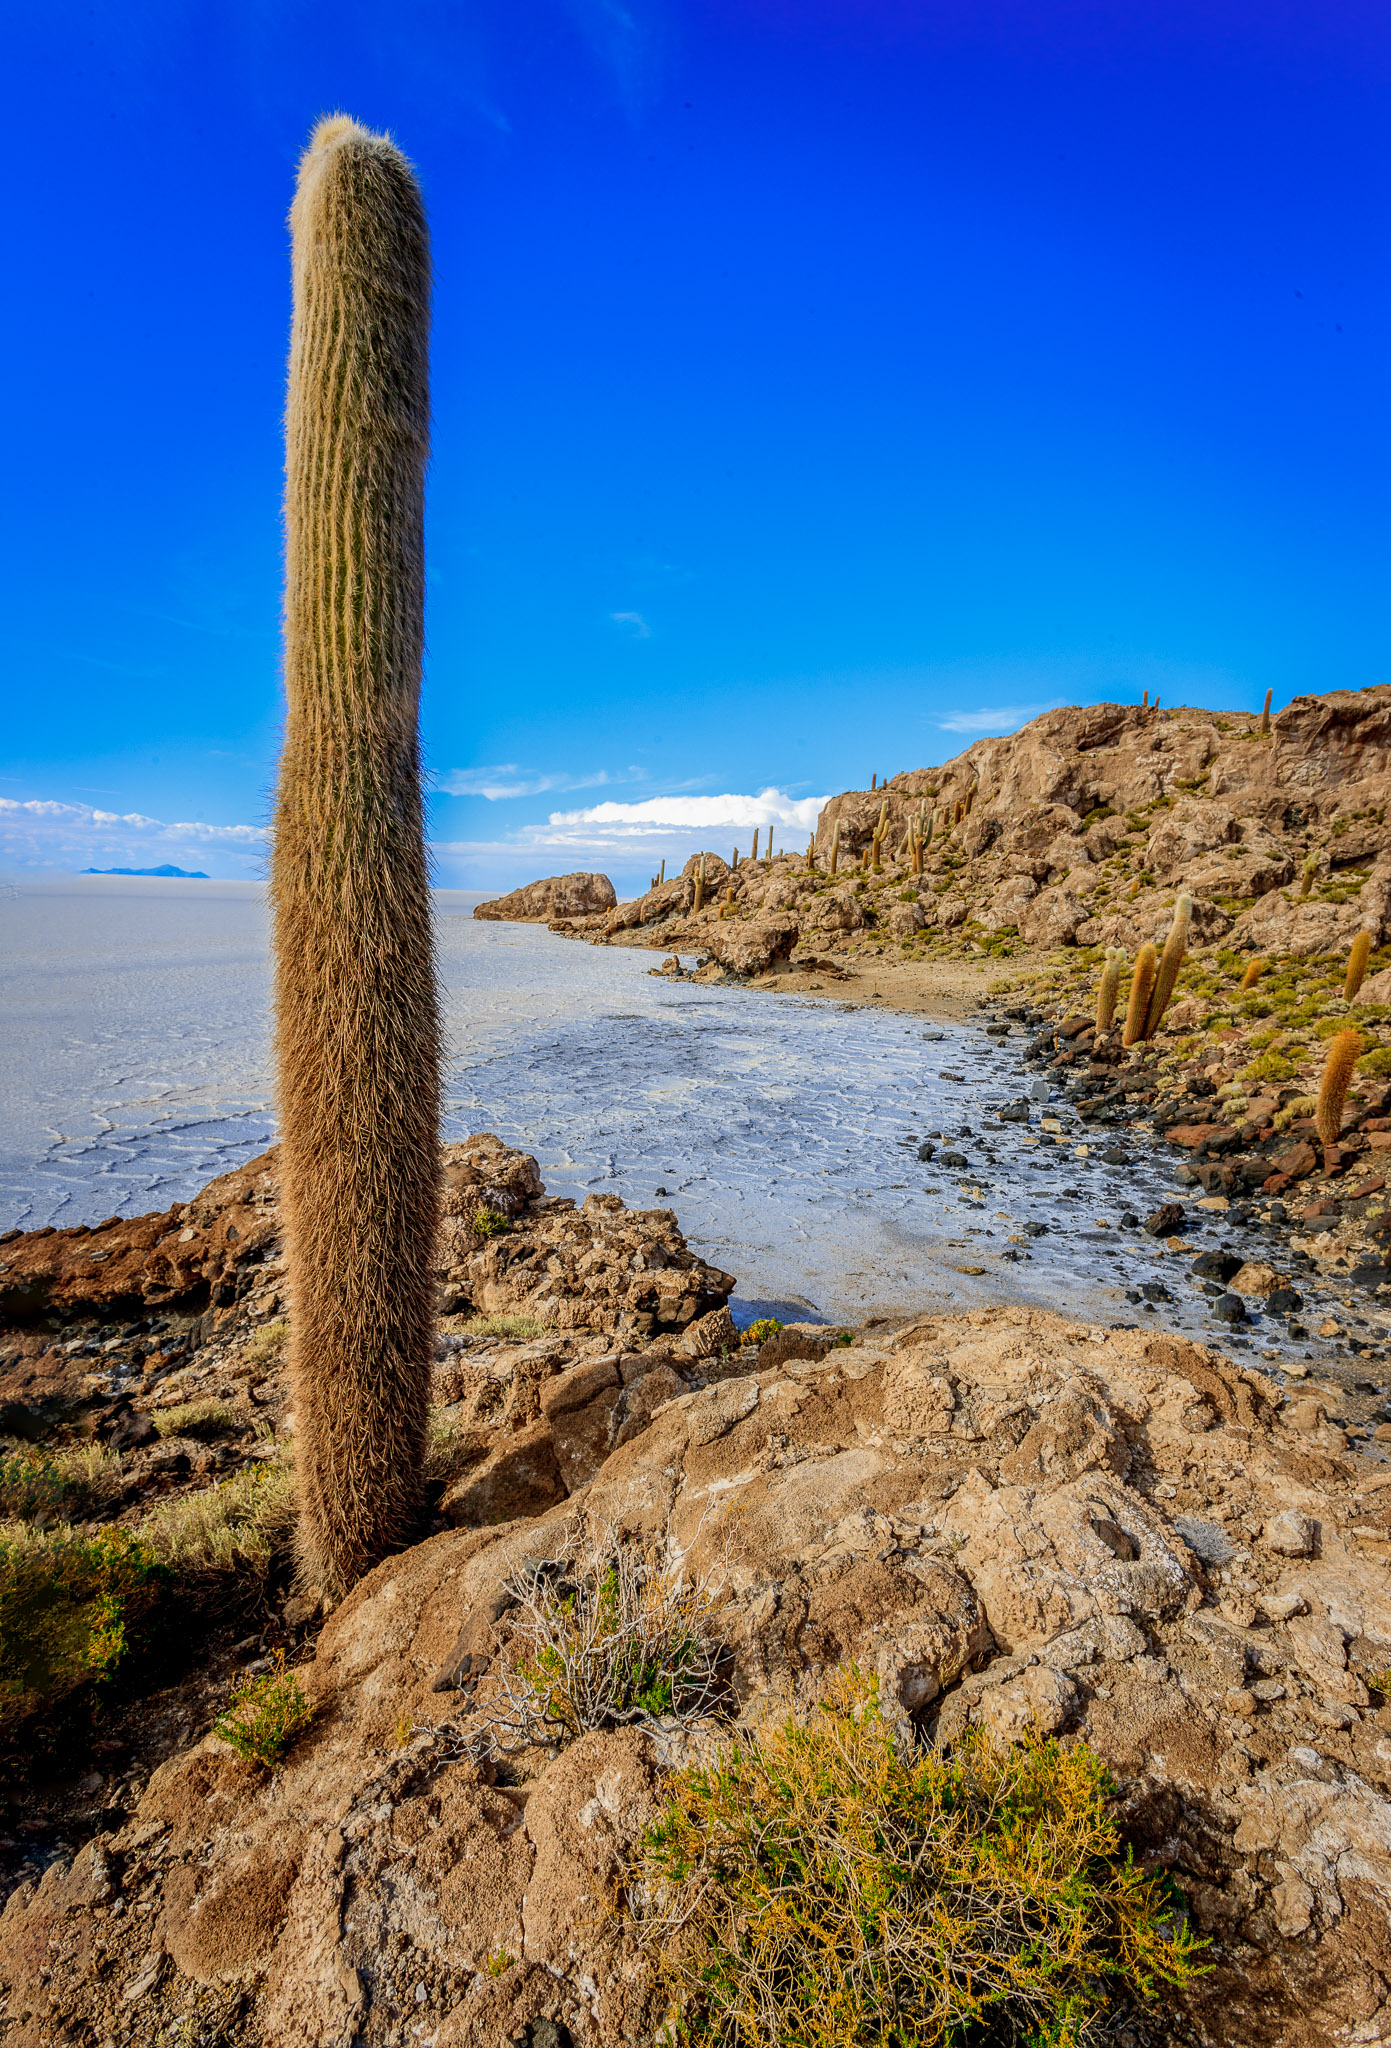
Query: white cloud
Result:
<box><xmin>0</xmin><ymin>797</ymin><xmax>265</xmax><ymax>876</ymax></box>
<box><xmin>935</xmin><ymin>701</ymin><xmax>1064</xmax><ymax>736</ymax></box>
<box><xmin>438</xmin><ymin>765</ymin><xmax>612</xmax><ymax>801</ymax></box>
<box><xmin>537</xmin><ymin>788</ymin><xmax>826</xmax><ymax>846</ymax></box>
<box><xmin>609</xmin><ymin>611</ymin><xmax>650</xmax><ymax>638</ymax></box>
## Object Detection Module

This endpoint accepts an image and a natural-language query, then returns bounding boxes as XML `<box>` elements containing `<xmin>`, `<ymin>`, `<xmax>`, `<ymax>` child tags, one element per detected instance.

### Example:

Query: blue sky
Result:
<box><xmin>2</xmin><ymin>0</ymin><xmax>1388</xmax><ymax>893</ymax></box>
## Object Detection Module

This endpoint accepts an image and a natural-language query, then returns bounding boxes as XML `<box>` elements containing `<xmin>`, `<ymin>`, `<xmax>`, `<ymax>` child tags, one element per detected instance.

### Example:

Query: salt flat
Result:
<box><xmin>0</xmin><ymin>872</ymin><xmax>1197</xmax><ymax>1326</ymax></box>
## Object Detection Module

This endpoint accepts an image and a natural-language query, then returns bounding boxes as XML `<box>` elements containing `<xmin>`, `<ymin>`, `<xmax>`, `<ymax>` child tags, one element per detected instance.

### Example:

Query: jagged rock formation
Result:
<box><xmin>536</xmin><ymin>690</ymin><xmax>1391</xmax><ymax>971</ymax></box>
<box><xmin>6</xmin><ymin>1305</ymin><xmax>1391</xmax><ymax>2045</ymax></box>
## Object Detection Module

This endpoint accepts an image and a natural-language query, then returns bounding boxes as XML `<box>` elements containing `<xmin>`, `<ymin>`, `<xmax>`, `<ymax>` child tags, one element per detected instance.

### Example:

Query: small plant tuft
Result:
<box><xmin>472</xmin><ymin>1207</ymin><xmax>512</xmax><ymax>1240</ymax></box>
<box><xmin>0</xmin><ymin>1525</ymin><xmax>167</xmax><ymax>1742</ymax></box>
<box><xmin>748</xmin><ymin>1318</ymin><xmax>785</xmax><ymax>1345</ymax></box>
<box><xmin>215</xmin><ymin>1649</ymin><xmax>314</xmax><ymax>1768</ymax></box>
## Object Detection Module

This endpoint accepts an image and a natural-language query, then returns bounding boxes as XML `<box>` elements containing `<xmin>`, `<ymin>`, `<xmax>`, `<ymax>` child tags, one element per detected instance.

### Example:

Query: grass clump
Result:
<box><xmin>153</xmin><ymin>1399</ymin><xmax>238</xmax><ymax>1441</ymax></box>
<box><xmin>0</xmin><ymin>1441</ymin><xmax>123</xmax><ymax>1527</ymax></box>
<box><xmin>632</xmin><ymin>1669</ymin><xmax>1206</xmax><ymax>2048</ymax></box>
<box><xmin>472</xmin><ymin>1207</ymin><xmax>512</xmax><ymax>1240</ymax></box>
<box><xmin>490</xmin><ymin>1520</ymin><xmax>727</xmax><ymax>1748</ymax></box>
<box><xmin>241</xmin><ymin>1318</ymin><xmax>288</xmax><ymax>1369</ymax></box>
<box><xmin>748</xmin><ymin>1318</ymin><xmax>785</xmax><ymax>1344</ymax></box>
<box><xmin>214</xmin><ymin>1648</ymin><xmax>313</xmax><ymax>1768</ymax></box>
<box><xmin>139</xmin><ymin>1458</ymin><xmax>295</xmax><ymax>1576</ymax></box>
<box><xmin>455</xmin><ymin>1311</ymin><xmax>552</xmax><ymax>1340</ymax></box>
<box><xmin>0</xmin><ymin>1525</ymin><xmax>167</xmax><ymax>1742</ymax></box>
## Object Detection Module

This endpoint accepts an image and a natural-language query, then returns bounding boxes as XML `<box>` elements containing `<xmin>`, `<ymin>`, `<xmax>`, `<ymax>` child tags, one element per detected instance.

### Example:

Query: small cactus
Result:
<box><xmin>1345</xmin><ymin>929</ymin><xmax>1373</xmax><ymax>1002</ymax></box>
<box><xmin>1122</xmin><ymin>943</ymin><xmax>1158</xmax><ymax>1048</ymax></box>
<box><xmin>659</xmin><ymin>858</ymin><xmax>666</xmax><ymax>885</ymax></box>
<box><xmin>751</xmin><ymin>830</ymin><xmax>759</xmax><ymax>862</ymax></box>
<box><xmin>693</xmin><ymin>854</ymin><xmax>706</xmax><ymax>915</ymax></box>
<box><xmin>828</xmin><ymin>821</ymin><xmax>840</xmax><ymax>877</ymax></box>
<box><xmin>1300</xmin><ymin>855</ymin><xmax>1318</xmax><ymax>899</ymax></box>
<box><xmin>1127</xmin><ymin>878</ymin><xmax>1141</xmax><ymax>901</ymax></box>
<box><xmin>1315</xmin><ymin>1027</ymin><xmax>1363</xmax><ymax>1172</ymax></box>
<box><xmin>1240</xmin><ymin>957</ymin><xmax>1267</xmax><ymax>991</ymax></box>
<box><xmin>1095</xmin><ymin>946</ymin><xmax>1126</xmax><ymax>1035</ymax></box>
<box><xmin>1259</xmin><ymin>688</ymin><xmax>1273</xmax><ymax>734</ymax></box>
<box><xmin>1141</xmin><ymin>689</ymin><xmax>1148</xmax><ymax>709</ymax></box>
<box><xmin>1144</xmin><ymin>892</ymin><xmax>1192</xmax><ymax>1037</ymax></box>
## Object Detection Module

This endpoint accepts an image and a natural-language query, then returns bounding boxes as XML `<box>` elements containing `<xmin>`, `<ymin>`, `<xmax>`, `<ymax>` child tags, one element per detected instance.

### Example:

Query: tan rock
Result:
<box><xmin>473</xmin><ymin>872</ymin><xmax>617</xmax><ymax>922</ymax></box>
<box><xmin>700</xmin><ymin>916</ymin><xmax>799</xmax><ymax>977</ymax></box>
<box><xmin>1230</xmin><ymin>1261</ymin><xmax>1280</xmax><ymax>1297</ymax></box>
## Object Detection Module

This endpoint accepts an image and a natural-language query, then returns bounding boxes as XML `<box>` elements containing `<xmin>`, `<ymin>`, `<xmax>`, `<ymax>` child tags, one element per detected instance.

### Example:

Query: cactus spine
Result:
<box><xmin>1260</xmin><ymin>688</ymin><xmax>1273</xmax><ymax>734</ymax></box>
<box><xmin>1095</xmin><ymin>946</ymin><xmax>1126</xmax><ymax>1035</ymax></box>
<box><xmin>1144</xmin><ymin>892</ymin><xmax>1192</xmax><ymax>1037</ymax></box>
<box><xmin>1240</xmin><ymin>957</ymin><xmax>1267</xmax><ymax>991</ymax></box>
<box><xmin>1122</xmin><ymin>943</ymin><xmax>1158</xmax><ymax>1048</ymax></box>
<box><xmin>1316</xmin><ymin>1028</ymin><xmax>1363</xmax><ymax>1172</ymax></box>
<box><xmin>1345</xmin><ymin>930</ymin><xmax>1373</xmax><ymax>1002</ymax></box>
<box><xmin>272</xmin><ymin>117</ymin><xmax>439</xmax><ymax>1599</ymax></box>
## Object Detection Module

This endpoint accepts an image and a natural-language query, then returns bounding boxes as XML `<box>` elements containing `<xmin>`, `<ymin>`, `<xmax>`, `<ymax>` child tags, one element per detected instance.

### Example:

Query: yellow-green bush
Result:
<box><xmin>631</xmin><ymin>1670</ymin><xmax>1206</xmax><ymax>2048</ymax></box>
<box><xmin>0</xmin><ymin>1525</ymin><xmax>167</xmax><ymax>1742</ymax></box>
<box><xmin>139</xmin><ymin>1458</ymin><xmax>295</xmax><ymax>1576</ymax></box>
<box><xmin>0</xmin><ymin>1441</ymin><xmax>122</xmax><ymax>1527</ymax></box>
<box><xmin>154</xmin><ymin>1399</ymin><xmax>238</xmax><ymax>1440</ymax></box>
<box><xmin>215</xmin><ymin>1649</ymin><xmax>313</xmax><ymax>1768</ymax></box>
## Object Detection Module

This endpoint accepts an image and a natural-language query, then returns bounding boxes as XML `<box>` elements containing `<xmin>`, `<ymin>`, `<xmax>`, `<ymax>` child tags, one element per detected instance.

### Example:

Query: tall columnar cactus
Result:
<box><xmin>1095</xmin><ymin>947</ymin><xmax>1126</xmax><ymax>1035</ymax></box>
<box><xmin>1316</xmin><ymin>1028</ymin><xmax>1363</xmax><ymax>1172</ymax></box>
<box><xmin>1122</xmin><ymin>944</ymin><xmax>1158</xmax><ymax>1048</ymax></box>
<box><xmin>272</xmin><ymin>116</ymin><xmax>440</xmax><ymax>1599</ymax></box>
<box><xmin>1240</xmin><ymin>957</ymin><xmax>1267</xmax><ymax>991</ymax></box>
<box><xmin>751</xmin><ymin>830</ymin><xmax>759</xmax><ymax>863</ymax></box>
<box><xmin>1300</xmin><ymin>855</ymin><xmax>1318</xmax><ymax>899</ymax></box>
<box><xmin>1345</xmin><ymin>930</ymin><xmax>1373</xmax><ymax>1002</ymax></box>
<box><xmin>693</xmin><ymin>854</ymin><xmax>706</xmax><ymax>914</ymax></box>
<box><xmin>1144</xmin><ymin>892</ymin><xmax>1192</xmax><ymax>1038</ymax></box>
<box><xmin>1260</xmin><ymin>688</ymin><xmax>1273</xmax><ymax>734</ymax></box>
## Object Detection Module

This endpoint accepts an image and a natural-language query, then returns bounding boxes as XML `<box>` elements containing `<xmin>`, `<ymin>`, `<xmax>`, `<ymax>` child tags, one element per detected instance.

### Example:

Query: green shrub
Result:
<box><xmin>1360</xmin><ymin>1047</ymin><xmax>1391</xmax><ymax>1078</ymax></box>
<box><xmin>139</xmin><ymin>1458</ymin><xmax>295</xmax><ymax>1576</ymax></box>
<box><xmin>0</xmin><ymin>1442</ymin><xmax>123</xmax><ymax>1528</ymax></box>
<box><xmin>0</xmin><ymin>1525</ymin><xmax>167</xmax><ymax>1741</ymax></box>
<box><xmin>455</xmin><ymin>1311</ymin><xmax>551</xmax><ymax>1340</ymax></box>
<box><xmin>215</xmin><ymin>1649</ymin><xmax>313</xmax><ymax>1767</ymax></box>
<box><xmin>472</xmin><ymin>1207</ymin><xmax>512</xmax><ymax>1240</ymax></box>
<box><xmin>631</xmin><ymin>1670</ymin><xmax>1206</xmax><ymax>2048</ymax></box>
<box><xmin>241</xmin><ymin>1318</ymin><xmax>288</xmax><ymax>1369</ymax></box>
<box><xmin>748</xmin><ymin>1318</ymin><xmax>784</xmax><ymax>1345</ymax></box>
<box><xmin>1240</xmin><ymin>1052</ymin><xmax>1297</xmax><ymax>1085</ymax></box>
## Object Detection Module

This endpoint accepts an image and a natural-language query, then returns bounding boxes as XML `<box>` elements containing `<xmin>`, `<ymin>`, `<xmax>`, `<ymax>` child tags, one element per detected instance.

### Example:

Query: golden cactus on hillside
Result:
<box><xmin>1095</xmin><ymin>947</ymin><xmax>1126</xmax><ymax>1035</ymax></box>
<box><xmin>1316</xmin><ymin>1028</ymin><xmax>1363</xmax><ymax>1172</ymax></box>
<box><xmin>1144</xmin><ymin>892</ymin><xmax>1192</xmax><ymax>1038</ymax></box>
<box><xmin>828</xmin><ymin>821</ymin><xmax>840</xmax><ymax>876</ymax></box>
<box><xmin>1122</xmin><ymin>944</ymin><xmax>1158</xmax><ymax>1048</ymax></box>
<box><xmin>1260</xmin><ymin>688</ymin><xmax>1273</xmax><ymax>734</ymax></box>
<box><xmin>1240</xmin><ymin>957</ymin><xmax>1267</xmax><ymax>990</ymax></box>
<box><xmin>1300</xmin><ymin>855</ymin><xmax>1318</xmax><ymax>898</ymax></box>
<box><xmin>272</xmin><ymin>116</ymin><xmax>440</xmax><ymax>1598</ymax></box>
<box><xmin>1345</xmin><ymin>930</ymin><xmax>1373</xmax><ymax>1002</ymax></box>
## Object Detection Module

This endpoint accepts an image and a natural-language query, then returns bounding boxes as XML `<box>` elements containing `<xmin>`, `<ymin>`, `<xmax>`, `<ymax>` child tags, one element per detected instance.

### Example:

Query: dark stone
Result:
<box><xmin>1119</xmin><ymin>1211</ymin><xmax>1140</xmax><ymax>1229</ymax></box>
<box><xmin>1101</xmin><ymin>1147</ymin><xmax>1131</xmax><ymax>1165</ymax></box>
<box><xmin>1267</xmin><ymin>1200</ymin><xmax>1288</xmax><ymax>1222</ymax></box>
<box><xmin>939</xmin><ymin>1150</ymin><xmax>969</xmax><ymax>1168</ymax></box>
<box><xmin>1140</xmin><ymin>1282</ymin><xmax>1172</xmax><ymax>1303</ymax></box>
<box><xmin>1289</xmin><ymin>1322</ymin><xmax>1309</xmax><ymax>1340</ymax></box>
<box><xmin>1191</xmin><ymin>1251</ymin><xmax>1242</xmax><ymax>1282</ymax></box>
<box><xmin>984</xmin><ymin>1022</ymin><xmax>1010</xmax><ymax>1037</ymax></box>
<box><xmin>1265</xmin><ymin>1287</ymin><xmax>1303</xmax><ymax>1314</ymax></box>
<box><xmin>997</xmin><ymin>1101</ymin><xmax>1031</xmax><ymax>1123</ymax></box>
<box><xmin>1143</xmin><ymin>1202</ymin><xmax>1185</xmax><ymax>1237</ymax></box>
<box><xmin>1025</xmin><ymin>1221</ymin><xmax>1049</xmax><ymax>1237</ymax></box>
<box><xmin>917</xmin><ymin>1143</ymin><xmax>936</xmax><ymax>1161</ymax></box>
<box><xmin>1212</xmin><ymin>1293</ymin><xmax>1247</xmax><ymax>1325</ymax></box>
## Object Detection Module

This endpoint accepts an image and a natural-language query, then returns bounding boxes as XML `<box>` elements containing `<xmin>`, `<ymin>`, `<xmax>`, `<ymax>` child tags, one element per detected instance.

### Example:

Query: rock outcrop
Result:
<box><xmin>542</xmin><ymin>688</ymin><xmax>1391</xmax><ymax>972</ymax></box>
<box><xmin>473</xmin><ymin>873</ymin><xmax>617</xmax><ymax>923</ymax></box>
<box><xmin>6</xmin><ymin>1304</ymin><xmax>1391</xmax><ymax>2046</ymax></box>
<box><xmin>0</xmin><ymin>1139</ymin><xmax>733</xmax><ymax>1347</ymax></box>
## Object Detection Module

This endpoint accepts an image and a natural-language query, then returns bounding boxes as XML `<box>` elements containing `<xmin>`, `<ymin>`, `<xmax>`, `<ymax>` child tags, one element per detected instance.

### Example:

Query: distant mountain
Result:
<box><xmin>82</xmin><ymin>865</ymin><xmax>210</xmax><ymax>879</ymax></box>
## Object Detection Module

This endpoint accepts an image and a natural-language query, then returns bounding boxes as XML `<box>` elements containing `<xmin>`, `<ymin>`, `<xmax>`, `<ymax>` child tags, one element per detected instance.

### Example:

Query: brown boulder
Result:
<box><xmin>700</xmin><ymin>916</ymin><xmax>799</xmax><ymax>977</ymax></box>
<box><xmin>474</xmin><ymin>873</ymin><xmax>617</xmax><ymax>923</ymax></box>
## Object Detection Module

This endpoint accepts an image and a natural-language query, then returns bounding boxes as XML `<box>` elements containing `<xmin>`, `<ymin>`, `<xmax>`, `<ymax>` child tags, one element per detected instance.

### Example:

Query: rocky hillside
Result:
<box><xmin>544</xmin><ymin>688</ymin><xmax>1391</xmax><ymax>972</ymax></box>
<box><xmin>5</xmin><ymin>1288</ymin><xmax>1391</xmax><ymax>2046</ymax></box>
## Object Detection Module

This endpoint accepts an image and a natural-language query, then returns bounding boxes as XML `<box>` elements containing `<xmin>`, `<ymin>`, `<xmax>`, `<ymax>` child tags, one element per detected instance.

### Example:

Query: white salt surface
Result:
<box><xmin>0</xmin><ymin>873</ymin><xmax>1215</xmax><ymax>1327</ymax></box>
